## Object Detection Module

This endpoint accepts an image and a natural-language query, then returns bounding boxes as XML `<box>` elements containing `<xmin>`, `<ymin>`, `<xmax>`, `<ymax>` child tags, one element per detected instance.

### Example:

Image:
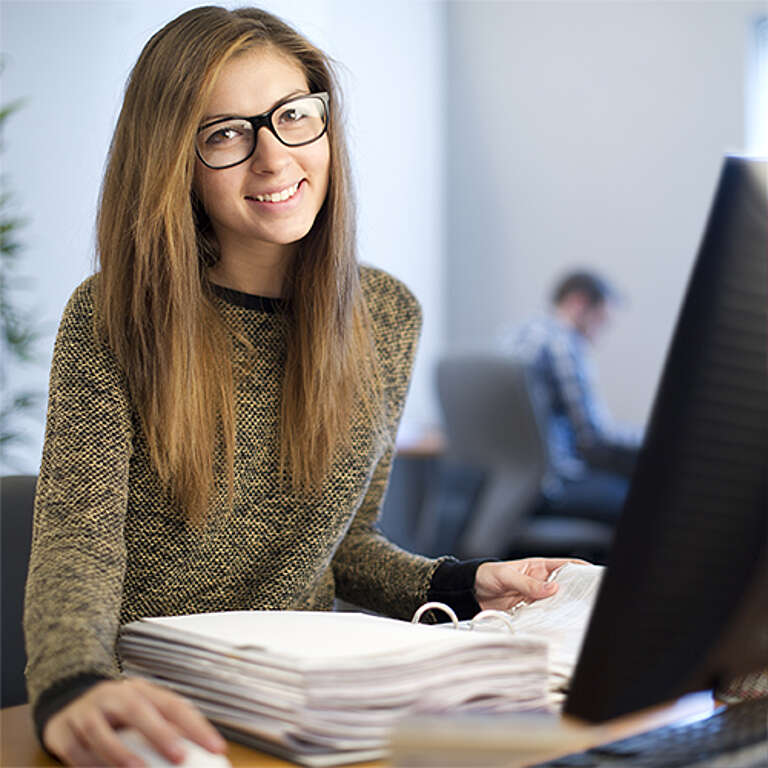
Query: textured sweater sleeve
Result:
<box><xmin>24</xmin><ymin>277</ymin><xmax>134</xmax><ymax>714</ymax></box>
<box><xmin>332</xmin><ymin>268</ymin><xmax>443</xmax><ymax>619</ymax></box>
<box><xmin>332</xmin><ymin>444</ymin><xmax>441</xmax><ymax>620</ymax></box>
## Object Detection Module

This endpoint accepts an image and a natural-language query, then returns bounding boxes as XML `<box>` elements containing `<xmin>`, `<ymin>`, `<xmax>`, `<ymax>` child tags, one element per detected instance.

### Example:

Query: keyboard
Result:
<box><xmin>528</xmin><ymin>697</ymin><xmax>768</xmax><ymax>767</ymax></box>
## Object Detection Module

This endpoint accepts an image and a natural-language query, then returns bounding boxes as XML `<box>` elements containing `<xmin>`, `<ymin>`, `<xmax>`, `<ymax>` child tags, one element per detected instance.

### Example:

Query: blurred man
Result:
<box><xmin>508</xmin><ymin>270</ymin><xmax>641</xmax><ymax>524</ymax></box>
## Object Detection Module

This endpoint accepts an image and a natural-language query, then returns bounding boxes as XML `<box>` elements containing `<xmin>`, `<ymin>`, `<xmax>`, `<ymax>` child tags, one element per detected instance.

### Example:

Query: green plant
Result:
<box><xmin>0</xmin><ymin>92</ymin><xmax>42</xmax><ymax>469</ymax></box>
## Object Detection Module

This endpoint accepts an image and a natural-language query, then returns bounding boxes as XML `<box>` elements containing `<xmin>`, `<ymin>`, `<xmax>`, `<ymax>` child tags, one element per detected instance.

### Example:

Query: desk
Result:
<box><xmin>0</xmin><ymin>704</ymin><xmax>381</xmax><ymax>768</ymax></box>
<box><xmin>1</xmin><ymin>694</ymin><xmax>714</xmax><ymax>768</ymax></box>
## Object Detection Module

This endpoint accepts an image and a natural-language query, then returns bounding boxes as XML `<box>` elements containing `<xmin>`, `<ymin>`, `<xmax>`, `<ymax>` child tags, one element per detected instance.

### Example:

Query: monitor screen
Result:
<box><xmin>565</xmin><ymin>156</ymin><xmax>768</xmax><ymax>722</ymax></box>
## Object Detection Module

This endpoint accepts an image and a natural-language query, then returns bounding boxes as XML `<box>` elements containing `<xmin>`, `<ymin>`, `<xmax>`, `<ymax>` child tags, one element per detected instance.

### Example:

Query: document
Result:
<box><xmin>118</xmin><ymin>563</ymin><xmax>602</xmax><ymax>767</ymax></box>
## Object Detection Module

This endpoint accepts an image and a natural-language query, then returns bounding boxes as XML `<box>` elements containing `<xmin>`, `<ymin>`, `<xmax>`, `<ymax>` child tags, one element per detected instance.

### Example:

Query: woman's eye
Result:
<box><xmin>206</xmin><ymin>126</ymin><xmax>240</xmax><ymax>145</ymax></box>
<box><xmin>203</xmin><ymin>122</ymin><xmax>252</xmax><ymax>146</ymax></box>
<box><xmin>278</xmin><ymin>108</ymin><xmax>305</xmax><ymax>125</ymax></box>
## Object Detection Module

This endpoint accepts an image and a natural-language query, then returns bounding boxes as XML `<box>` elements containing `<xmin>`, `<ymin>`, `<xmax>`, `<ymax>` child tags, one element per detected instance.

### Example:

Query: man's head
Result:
<box><xmin>551</xmin><ymin>270</ymin><xmax>618</xmax><ymax>342</ymax></box>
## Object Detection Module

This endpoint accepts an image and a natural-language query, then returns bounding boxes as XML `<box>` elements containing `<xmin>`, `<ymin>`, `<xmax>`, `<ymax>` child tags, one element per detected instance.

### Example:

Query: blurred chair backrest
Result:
<box><xmin>436</xmin><ymin>355</ymin><xmax>549</xmax><ymax>558</ymax></box>
<box><xmin>1</xmin><ymin>474</ymin><xmax>37</xmax><ymax>707</ymax></box>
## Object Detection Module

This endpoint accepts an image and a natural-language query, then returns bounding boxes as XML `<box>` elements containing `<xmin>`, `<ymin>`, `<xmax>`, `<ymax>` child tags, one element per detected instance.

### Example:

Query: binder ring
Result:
<box><xmin>469</xmin><ymin>609</ymin><xmax>516</xmax><ymax>633</ymax></box>
<box><xmin>411</xmin><ymin>601</ymin><xmax>460</xmax><ymax>628</ymax></box>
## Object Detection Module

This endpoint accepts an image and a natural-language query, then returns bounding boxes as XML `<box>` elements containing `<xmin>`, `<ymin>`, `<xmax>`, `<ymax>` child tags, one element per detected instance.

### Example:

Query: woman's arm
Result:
<box><xmin>332</xmin><ymin>455</ymin><xmax>576</xmax><ymax>622</ymax></box>
<box><xmin>25</xmin><ymin>279</ymin><xmax>134</xmax><ymax>714</ymax></box>
<box><xmin>24</xmin><ymin>279</ymin><xmax>224</xmax><ymax>766</ymax></box>
<box><xmin>331</xmin><ymin>268</ymin><xmax>438</xmax><ymax>618</ymax></box>
<box><xmin>331</xmin><ymin>444</ymin><xmax>441</xmax><ymax>619</ymax></box>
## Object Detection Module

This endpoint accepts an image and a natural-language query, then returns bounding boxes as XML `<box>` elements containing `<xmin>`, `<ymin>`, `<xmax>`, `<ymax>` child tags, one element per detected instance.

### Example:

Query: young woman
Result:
<box><xmin>23</xmin><ymin>6</ymin><xmax>573</xmax><ymax>766</ymax></box>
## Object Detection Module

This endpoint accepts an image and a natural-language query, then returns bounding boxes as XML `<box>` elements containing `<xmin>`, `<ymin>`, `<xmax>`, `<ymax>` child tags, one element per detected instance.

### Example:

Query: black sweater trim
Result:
<box><xmin>34</xmin><ymin>672</ymin><xmax>112</xmax><ymax>747</ymax></box>
<box><xmin>426</xmin><ymin>557</ymin><xmax>497</xmax><ymax>620</ymax></box>
<box><xmin>210</xmin><ymin>283</ymin><xmax>285</xmax><ymax>312</ymax></box>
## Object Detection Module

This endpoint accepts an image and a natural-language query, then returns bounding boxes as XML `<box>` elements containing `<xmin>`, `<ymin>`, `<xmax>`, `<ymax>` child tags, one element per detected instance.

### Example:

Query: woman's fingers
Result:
<box><xmin>474</xmin><ymin>561</ymin><xmax>538</xmax><ymax>603</ymax></box>
<box><xmin>137</xmin><ymin>679</ymin><xmax>226</xmax><ymax>753</ymax></box>
<box><xmin>475</xmin><ymin>558</ymin><xmax>590</xmax><ymax>607</ymax></box>
<box><xmin>516</xmin><ymin>557</ymin><xmax>589</xmax><ymax>579</ymax></box>
<box><xmin>104</xmin><ymin>693</ymin><xmax>189</xmax><ymax>765</ymax></box>
<box><xmin>43</xmin><ymin>678</ymin><xmax>222</xmax><ymax>767</ymax></box>
<box><xmin>44</xmin><ymin>720</ymin><xmax>104</xmax><ymax>767</ymax></box>
<box><xmin>74</xmin><ymin>707</ymin><xmax>159</xmax><ymax>767</ymax></box>
<box><xmin>475</xmin><ymin>557</ymin><xmax>597</xmax><ymax>611</ymax></box>
<box><xmin>519</xmin><ymin>573</ymin><xmax>559</xmax><ymax>599</ymax></box>
<box><xmin>506</xmin><ymin>557</ymin><xmax>590</xmax><ymax>587</ymax></box>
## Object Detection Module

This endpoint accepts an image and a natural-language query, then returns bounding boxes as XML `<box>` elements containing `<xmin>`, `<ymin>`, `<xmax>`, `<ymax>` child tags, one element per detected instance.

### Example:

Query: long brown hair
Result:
<box><xmin>96</xmin><ymin>6</ymin><xmax>383</xmax><ymax>520</ymax></box>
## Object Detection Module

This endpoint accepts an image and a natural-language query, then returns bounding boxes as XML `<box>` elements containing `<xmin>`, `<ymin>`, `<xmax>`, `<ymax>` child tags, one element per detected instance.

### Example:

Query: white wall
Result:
<box><xmin>0</xmin><ymin>0</ymin><xmax>445</xmax><ymax>473</ymax></box>
<box><xmin>746</xmin><ymin>14</ymin><xmax>768</xmax><ymax>153</ymax></box>
<box><xmin>1</xmin><ymin>0</ymin><xmax>763</xmax><ymax>474</ymax></box>
<box><xmin>444</xmin><ymin>0</ymin><xmax>764</xmax><ymax>427</ymax></box>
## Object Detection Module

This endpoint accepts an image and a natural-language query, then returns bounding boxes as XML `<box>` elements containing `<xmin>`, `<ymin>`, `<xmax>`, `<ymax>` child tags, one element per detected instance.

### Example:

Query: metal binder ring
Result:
<box><xmin>411</xmin><ymin>601</ymin><xmax>460</xmax><ymax>628</ymax></box>
<box><xmin>469</xmin><ymin>609</ymin><xmax>516</xmax><ymax>632</ymax></box>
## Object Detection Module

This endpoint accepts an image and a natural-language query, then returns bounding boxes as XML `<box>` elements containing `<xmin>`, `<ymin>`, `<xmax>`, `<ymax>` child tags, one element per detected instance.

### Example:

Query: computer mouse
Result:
<box><xmin>115</xmin><ymin>728</ymin><xmax>232</xmax><ymax>767</ymax></box>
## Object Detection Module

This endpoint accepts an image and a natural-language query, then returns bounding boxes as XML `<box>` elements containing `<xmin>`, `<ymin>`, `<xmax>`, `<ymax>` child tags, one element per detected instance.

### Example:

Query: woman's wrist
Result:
<box><xmin>426</xmin><ymin>557</ymin><xmax>498</xmax><ymax>620</ymax></box>
<box><xmin>33</xmin><ymin>672</ymin><xmax>113</xmax><ymax>749</ymax></box>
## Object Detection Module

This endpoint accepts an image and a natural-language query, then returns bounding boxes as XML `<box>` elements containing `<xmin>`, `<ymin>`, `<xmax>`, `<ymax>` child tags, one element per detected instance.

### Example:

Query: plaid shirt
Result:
<box><xmin>504</xmin><ymin>315</ymin><xmax>640</xmax><ymax>487</ymax></box>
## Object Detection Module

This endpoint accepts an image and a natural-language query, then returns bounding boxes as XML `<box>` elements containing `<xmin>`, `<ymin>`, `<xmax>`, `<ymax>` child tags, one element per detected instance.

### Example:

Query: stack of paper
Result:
<box><xmin>119</xmin><ymin>610</ymin><xmax>550</xmax><ymax>767</ymax></box>
<box><xmin>487</xmin><ymin>562</ymin><xmax>604</xmax><ymax>707</ymax></box>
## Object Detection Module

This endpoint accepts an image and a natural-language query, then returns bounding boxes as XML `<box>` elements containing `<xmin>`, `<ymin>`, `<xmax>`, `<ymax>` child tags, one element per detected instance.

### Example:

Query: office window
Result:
<box><xmin>746</xmin><ymin>15</ymin><xmax>768</xmax><ymax>154</ymax></box>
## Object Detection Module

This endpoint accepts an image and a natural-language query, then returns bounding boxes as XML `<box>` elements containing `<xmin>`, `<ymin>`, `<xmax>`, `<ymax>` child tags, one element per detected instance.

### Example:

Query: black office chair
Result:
<box><xmin>1</xmin><ymin>474</ymin><xmax>37</xmax><ymax>707</ymax></box>
<box><xmin>435</xmin><ymin>355</ymin><xmax>612</xmax><ymax>561</ymax></box>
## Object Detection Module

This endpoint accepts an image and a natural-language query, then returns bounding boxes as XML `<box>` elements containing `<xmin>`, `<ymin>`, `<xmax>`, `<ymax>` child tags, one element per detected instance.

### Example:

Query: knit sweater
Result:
<box><xmin>24</xmin><ymin>266</ymin><xmax>480</xmax><ymax>734</ymax></box>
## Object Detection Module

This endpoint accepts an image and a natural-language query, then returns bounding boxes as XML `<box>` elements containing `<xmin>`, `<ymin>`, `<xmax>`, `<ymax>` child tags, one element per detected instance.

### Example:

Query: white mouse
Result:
<box><xmin>115</xmin><ymin>728</ymin><xmax>233</xmax><ymax>768</ymax></box>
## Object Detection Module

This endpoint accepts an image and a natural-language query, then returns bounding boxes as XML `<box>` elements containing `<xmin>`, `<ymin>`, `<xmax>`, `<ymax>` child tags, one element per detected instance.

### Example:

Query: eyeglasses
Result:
<box><xmin>195</xmin><ymin>92</ymin><xmax>330</xmax><ymax>170</ymax></box>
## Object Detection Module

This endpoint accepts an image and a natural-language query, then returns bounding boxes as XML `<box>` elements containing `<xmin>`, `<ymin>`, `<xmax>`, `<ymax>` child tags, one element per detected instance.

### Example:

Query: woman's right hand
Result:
<box><xmin>42</xmin><ymin>678</ymin><xmax>227</xmax><ymax>767</ymax></box>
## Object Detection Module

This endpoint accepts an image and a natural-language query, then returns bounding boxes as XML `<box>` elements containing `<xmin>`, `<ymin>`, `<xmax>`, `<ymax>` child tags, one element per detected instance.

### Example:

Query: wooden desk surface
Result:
<box><xmin>1</xmin><ymin>694</ymin><xmax>714</xmax><ymax>768</ymax></box>
<box><xmin>0</xmin><ymin>704</ymin><xmax>383</xmax><ymax>768</ymax></box>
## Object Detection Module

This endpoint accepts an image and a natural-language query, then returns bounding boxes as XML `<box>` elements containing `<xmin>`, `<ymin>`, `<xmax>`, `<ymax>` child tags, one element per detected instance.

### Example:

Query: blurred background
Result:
<box><xmin>1</xmin><ymin>0</ymin><xmax>766</xmax><ymax>475</ymax></box>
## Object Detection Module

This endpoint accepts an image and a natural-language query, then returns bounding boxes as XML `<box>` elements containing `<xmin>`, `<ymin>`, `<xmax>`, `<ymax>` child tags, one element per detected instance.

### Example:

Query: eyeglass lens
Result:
<box><xmin>197</xmin><ymin>95</ymin><xmax>327</xmax><ymax>169</ymax></box>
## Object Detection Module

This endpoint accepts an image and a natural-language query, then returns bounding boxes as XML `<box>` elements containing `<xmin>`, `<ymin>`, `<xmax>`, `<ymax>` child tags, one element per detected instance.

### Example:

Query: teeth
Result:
<box><xmin>253</xmin><ymin>182</ymin><xmax>299</xmax><ymax>203</ymax></box>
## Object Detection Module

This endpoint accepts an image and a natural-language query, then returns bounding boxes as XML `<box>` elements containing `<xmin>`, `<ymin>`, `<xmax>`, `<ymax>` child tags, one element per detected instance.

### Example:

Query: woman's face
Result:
<box><xmin>194</xmin><ymin>47</ymin><xmax>331</xmax><ymax>259</ymax></box>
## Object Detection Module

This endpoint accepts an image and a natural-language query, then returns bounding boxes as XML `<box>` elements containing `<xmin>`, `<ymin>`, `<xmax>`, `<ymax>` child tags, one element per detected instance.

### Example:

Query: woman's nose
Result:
<box><xmin>248</xmin><ymin>127</ymin><xmax>292</xmax><ymax>174</ymax></box>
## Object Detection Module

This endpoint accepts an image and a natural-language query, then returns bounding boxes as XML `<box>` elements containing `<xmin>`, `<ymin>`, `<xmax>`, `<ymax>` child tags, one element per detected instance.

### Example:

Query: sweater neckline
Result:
<box><xmin>210</xmin><ymin>283</ymin><xmax>285</xmax><ymax>313</ymax></box>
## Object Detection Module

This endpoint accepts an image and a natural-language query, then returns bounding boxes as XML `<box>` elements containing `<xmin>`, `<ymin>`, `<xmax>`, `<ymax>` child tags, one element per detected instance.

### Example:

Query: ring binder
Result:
<box><xmin>410</xmin><ymin>602</ymin><xmax>517</xmax><ymax>633</ymax></box>
<box><xmin>410</xmin><ymin>601</ymin><xmax>459</xmax><ymax>627</ymax></box>
<box><xmin>470</xmin><ymin>609</ymin><xmax>517</xmax><ymax>632</ymax></box>
<box><xmin>408</xmin><ymin>563</ymin><xmax>605</xmax><ymax>709</ymax></box>
<box><xmin>118</xmin><ymin>563</ymin><xmax>603</xmax><ymax>767</ymax></box>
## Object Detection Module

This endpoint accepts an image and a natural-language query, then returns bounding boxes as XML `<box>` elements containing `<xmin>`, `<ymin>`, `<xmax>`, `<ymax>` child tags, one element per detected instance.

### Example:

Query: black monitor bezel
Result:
<box><xmin>565</xmin><ymin>156</ymin><xmax>768</xmax><ymax>722</ymax></box>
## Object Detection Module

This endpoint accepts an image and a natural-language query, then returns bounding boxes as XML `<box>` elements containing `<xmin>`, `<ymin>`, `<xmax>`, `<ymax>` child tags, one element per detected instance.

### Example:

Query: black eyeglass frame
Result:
<box><xmin>195</xmin><ymin>91</ymin><xmax>330</xmax><ymax>170</ymax></box>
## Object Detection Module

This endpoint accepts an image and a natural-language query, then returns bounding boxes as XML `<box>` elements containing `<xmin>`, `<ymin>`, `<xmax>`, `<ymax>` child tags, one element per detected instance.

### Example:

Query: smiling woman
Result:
<box><xmin>193</xmin><ymin>49</ymin><xmax>331</xmax><ymax>286</ymax></box>
<box><xmin>22</xmin><ymin>6</ymin><xmax>572</xmax><ymax>767</ymax></box>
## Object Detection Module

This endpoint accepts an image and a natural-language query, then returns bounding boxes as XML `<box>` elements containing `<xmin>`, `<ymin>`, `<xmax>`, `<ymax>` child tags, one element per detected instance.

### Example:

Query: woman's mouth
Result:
<box><xmin>248</xmin><ymin>181</ymin><xmax>301</xmax><ymax>203</ymax></box>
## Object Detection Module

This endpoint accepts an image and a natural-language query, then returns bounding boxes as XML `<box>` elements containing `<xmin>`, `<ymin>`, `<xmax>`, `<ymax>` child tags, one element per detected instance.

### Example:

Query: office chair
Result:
<box><xmin>1</xmin><ymin>474</ymin><xmax>37</xmax><ymax>707</ymax></box>
<box><xmin>436</xmin><ymin>355</ymin><xmax>612</xmax><ymax>560</ymax></box>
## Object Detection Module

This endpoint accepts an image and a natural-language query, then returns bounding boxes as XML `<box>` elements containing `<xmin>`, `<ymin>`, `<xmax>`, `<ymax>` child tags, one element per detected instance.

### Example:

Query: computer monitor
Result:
<box><xmin>565</xmin><ymin>155</ymin><xmax>768</xmax><ymax>722</ymax></box>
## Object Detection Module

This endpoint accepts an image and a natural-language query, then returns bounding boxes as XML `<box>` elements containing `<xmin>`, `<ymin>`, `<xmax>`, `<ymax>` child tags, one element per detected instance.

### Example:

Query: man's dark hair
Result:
<box><xmin>552</xmin><ymin>270</ymin><xmax>617</xmax><ymax>307</ymax></box>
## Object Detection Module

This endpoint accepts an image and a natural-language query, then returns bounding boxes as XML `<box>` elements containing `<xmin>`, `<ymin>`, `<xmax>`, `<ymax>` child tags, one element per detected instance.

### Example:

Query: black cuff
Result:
<box><xmin>34</xmin><ymin>672</ymin><xmax>113</xmax><ymax>748</ymax></box>
<box><xmin>427</xmin><ymin>557</ymin><xmax>497</xmax><ymax>620</ymax></box>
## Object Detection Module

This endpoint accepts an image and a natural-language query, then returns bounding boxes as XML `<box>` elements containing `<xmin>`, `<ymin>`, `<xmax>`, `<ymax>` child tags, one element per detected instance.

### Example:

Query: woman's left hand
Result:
<box><xmin>474</xmin><ymin>558</ymin><xmax>588</xmax><ymax>611</ymax></box>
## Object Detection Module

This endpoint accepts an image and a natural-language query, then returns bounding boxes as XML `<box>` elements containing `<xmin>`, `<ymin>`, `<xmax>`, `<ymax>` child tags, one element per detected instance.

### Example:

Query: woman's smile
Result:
<box><xmin>246</xmin><ymin>179</ymin><xmax>303</xmax><ymax>205</ymax></box>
